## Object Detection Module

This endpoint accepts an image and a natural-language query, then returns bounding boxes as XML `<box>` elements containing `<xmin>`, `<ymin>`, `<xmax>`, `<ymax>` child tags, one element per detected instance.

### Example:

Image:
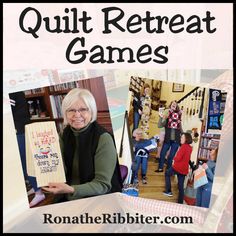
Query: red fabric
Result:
<box><xmin>172</xmin><ymin>144</ymin><xmax>192</xmax><ymax>175</ymax></box>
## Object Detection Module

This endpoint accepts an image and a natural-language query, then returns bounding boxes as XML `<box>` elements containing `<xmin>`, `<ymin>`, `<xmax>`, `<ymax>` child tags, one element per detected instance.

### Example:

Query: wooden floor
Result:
<box><xmin>137</xmin><ymin>153</ymin><xmax>179</xmax><ymax>203</ymax></box>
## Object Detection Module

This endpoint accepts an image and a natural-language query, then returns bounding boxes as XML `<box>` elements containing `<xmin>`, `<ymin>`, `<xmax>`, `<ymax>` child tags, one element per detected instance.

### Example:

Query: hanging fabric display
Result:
<box><xmin>140</xmin><ymin>93</ymin><xmax>152</xmax><ymax>139</ymax></box>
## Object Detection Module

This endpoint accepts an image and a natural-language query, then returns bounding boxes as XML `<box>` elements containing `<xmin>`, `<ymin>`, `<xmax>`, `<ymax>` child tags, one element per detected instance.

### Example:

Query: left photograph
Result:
<box><xmin>9</xmin><ymin>76</ymin><xmax>123</xmax><ymax>208</ymax></box>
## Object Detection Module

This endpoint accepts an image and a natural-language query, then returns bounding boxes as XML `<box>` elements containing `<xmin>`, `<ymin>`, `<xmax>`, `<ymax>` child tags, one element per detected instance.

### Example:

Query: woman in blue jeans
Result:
<box><xmin>155</xmin><ymin>100</ymin><xmax>183</xmax><ymax>172</ymax></box>
<box><xmin>196</xmin><ymin>148</ymin><xmax>218</xmax><ymax>208</ymax></box>
<box><xmin>132</xmin><ymin>128</ymin><xmax>159</xmax><ymax>184</ymax></box>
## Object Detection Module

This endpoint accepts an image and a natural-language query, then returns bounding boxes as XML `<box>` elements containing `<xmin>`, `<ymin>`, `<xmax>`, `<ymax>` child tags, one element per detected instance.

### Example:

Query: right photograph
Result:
<box><xmin>120</xmin><ymin>75</ymin><xmax>227</xmax><ymax>208</ymax></box>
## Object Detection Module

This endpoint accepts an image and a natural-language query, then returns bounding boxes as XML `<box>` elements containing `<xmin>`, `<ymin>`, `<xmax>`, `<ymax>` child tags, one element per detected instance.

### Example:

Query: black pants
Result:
<box><xmin>165</xmin><ymin>166</ymin><xmax>185</xmax><ymax>204</ymax></box>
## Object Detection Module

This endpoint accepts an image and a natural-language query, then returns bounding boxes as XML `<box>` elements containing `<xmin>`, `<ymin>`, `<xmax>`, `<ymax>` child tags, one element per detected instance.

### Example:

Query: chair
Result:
<box><xmin>119</xmin><ymin>165</ymin><xmax>128</xmax><ymax>183</ymax></box>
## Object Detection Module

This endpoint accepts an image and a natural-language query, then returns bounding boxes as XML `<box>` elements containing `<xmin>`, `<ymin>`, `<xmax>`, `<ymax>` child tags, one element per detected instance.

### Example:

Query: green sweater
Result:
<box><xmin>60</xmin><ymin>126</ymin><xmax>117</xmax><ymax>200</ymax></box>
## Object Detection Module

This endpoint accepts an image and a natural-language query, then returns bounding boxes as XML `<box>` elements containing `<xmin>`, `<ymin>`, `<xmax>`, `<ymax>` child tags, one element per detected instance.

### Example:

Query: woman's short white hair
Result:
<box><xmin>62</xmin><ymin>88</ymin><xmax>97</xmax><ymax>126</ymax></box>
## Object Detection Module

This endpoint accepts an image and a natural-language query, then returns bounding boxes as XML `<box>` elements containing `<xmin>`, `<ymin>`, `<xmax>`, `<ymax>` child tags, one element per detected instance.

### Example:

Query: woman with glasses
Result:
<box><xmin>43</xmin><ymin>88</ymin><xmax>122</xmax><ymax>200</ymax></box>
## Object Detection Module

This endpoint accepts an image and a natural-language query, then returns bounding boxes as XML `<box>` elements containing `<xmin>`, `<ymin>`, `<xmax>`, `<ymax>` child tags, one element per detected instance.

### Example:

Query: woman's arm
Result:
<box><xmin>204</xmin><ymin>163</ymin><xmax>215</xmax><ymax>182</ymax></box>
<box><xmin>158</xmin><ymin>116</ymin><xmax>167</xmax><ymax>128</ymax></box>
<box><xmin>43</xmin><ymin>133</ymin><xmax>117</xmax><ymax>199</ymax></box>
<box><xmin>157</xmin><ymin>109</ymin><xmax>168</xmax><ymax>128</ymax></box>
<box><xmin>172</xmin><ymin>145</ymin><xmax>184</xmax><ymax>162</ymax></box>
<box><xmin>67</xmin><ymin>133</ymin><xmax>117</xmax><ymax>200</ymax></box>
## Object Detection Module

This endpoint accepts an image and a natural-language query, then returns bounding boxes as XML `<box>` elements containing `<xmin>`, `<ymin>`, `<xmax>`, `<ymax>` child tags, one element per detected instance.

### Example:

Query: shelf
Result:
<box><xmin>198</xmin><ymin>157</ymin><xmax>208</xmax><ymax>161</ymax></box>
<box><xmin>201</xmin><ymin>135</ymin><xmax>220</xmax><ymax>139</ymax></box>
<box><xmin>51</xmin><ymin>118</ymin><xmax>64</xmax><ymax>121</ymax></box>
<box><xmin>49</xmin><ymin>90</ymin><xmax>71</xmax><ymax>95</ymax></box>
<box><xmin>30</xmin><ymin>117</ymin><xmax>51</xmax><ymax>121</ymax></box>
<box><xmin>200</xmin><ymin>146</ymin><xmax>212</xmax><ymax>150</ymax></box>
<box><xmin>22</xmin><ymin>77</ymin><xmax>113</xmax><ymax>134</ymax></box>
<box><xmin>201</xmin><ymin>136</ymin><xmax>213</xmax><ymax>139</ymax></box>
<box><xmin>25</xmin><ymin>93</ymin><xmax>45</xmax><ymax>98</ymax></box>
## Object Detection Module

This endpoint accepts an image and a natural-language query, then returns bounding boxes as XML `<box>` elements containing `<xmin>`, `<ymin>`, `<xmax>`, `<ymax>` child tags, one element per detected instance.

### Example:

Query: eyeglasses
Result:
<box><xmin>67</xmin><ymin>108</ymin><xmax>89</xmax><ymax>116</ymax></box>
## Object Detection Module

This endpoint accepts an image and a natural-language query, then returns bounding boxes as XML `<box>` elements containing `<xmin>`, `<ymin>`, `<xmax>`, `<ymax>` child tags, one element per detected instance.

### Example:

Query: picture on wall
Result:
<box><xmin>172</xmin><ymin>83</ymin><xmax>185</xmax><ymax>92</ymax></box>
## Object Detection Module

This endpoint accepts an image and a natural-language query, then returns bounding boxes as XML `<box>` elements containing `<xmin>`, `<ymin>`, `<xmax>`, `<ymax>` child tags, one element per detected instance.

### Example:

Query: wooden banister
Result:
<box><xmin>177</xmin><ymin>86</ymin><xmax>199</xmax><ymax>103</ymax></box>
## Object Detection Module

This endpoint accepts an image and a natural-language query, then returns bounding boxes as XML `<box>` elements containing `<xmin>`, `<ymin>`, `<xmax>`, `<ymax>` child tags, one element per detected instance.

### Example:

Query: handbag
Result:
<box><xmin>193</xmin><ymin>165</ymin><xmax>208</xmax><ymax>189</ymax></box>
<box><xmin>184</xmin><ymin>172</ymin><xmax>197</xmax><ymax>205</ymax></box>
<box><xmin>122</xmin><ymin>183</ymin><xmax>139</xmax><ymax>197</ymax></box>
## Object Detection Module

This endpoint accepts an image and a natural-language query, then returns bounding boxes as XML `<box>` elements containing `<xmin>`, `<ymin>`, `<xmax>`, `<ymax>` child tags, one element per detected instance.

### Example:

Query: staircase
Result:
<box><xmin>137</xmin><ymin>152</ymin><xmax>179</xmax><ymax>203</ymax></box>
<box><xmin>178</xmin><ymin>87</ymin><xmax>205</xmax><ymax>132</ymax></box>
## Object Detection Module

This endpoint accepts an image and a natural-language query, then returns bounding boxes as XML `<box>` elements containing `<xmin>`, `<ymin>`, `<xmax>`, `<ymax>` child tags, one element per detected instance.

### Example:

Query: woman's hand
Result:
<box><xmin>202</xmin><ymin>163</ymin><xmax>208</xmax><ymax>170</ymax></box>
<box><xmin>159</xmin><ymin>109</ymin><xmax>168</xmax><ymax>119</ymax></box>
<box><xmin>42</xmin><ymin>183</ymin><xmax>74</xmax><ymax>195</ymax></box>
<box><xmin>160</xmin><ymin>113</ymin><xmax>168</xmax><ymax>119</ymax></box>
<box><xmin>138</xmin><ymin>109</ymin><xmax>142</xmax><ymax>115</ymax></box>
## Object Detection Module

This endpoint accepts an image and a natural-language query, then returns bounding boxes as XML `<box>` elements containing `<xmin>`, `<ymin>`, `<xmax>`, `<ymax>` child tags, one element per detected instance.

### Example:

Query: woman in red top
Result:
<box><xmin>163</xmin><ymin>132</ymin><xmax>193</xmax><ymax>204</ymax></box>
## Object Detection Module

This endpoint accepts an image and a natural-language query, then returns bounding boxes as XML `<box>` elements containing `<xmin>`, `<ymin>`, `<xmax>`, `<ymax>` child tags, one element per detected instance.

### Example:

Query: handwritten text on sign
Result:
<box><xmin>25</xmin><ymin>121</ymin><xmax>66</xmax><ymax>187</ymax></box>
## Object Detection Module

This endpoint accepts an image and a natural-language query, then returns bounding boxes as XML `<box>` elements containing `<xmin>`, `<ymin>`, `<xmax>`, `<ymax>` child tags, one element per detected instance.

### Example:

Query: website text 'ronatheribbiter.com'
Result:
<box><xmin>43</xmin><ymin>213</ymin><xmax>193</xmax><ymax>225</ymax></box>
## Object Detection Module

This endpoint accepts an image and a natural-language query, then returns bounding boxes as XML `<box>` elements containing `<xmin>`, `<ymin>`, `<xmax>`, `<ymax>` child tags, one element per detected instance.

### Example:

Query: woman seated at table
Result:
<box><xmin>43</xmin><ymin>88</ymin><xmax>122</xmax><ymax>200</ymax></box>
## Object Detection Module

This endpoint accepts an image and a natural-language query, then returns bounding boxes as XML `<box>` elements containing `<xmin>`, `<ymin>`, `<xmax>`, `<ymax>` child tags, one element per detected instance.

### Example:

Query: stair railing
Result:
<box><xmin>177</xmin><ymin>86</ymin><xmax>205</xmax><ymax>126</ymax></box>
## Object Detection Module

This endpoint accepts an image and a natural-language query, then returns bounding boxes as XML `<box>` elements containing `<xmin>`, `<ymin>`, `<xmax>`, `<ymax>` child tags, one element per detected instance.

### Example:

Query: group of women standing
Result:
<box><xmin>132</xmin><ymin>83</ymin><xmax>217</xmax><ymax>207</ymax></box>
